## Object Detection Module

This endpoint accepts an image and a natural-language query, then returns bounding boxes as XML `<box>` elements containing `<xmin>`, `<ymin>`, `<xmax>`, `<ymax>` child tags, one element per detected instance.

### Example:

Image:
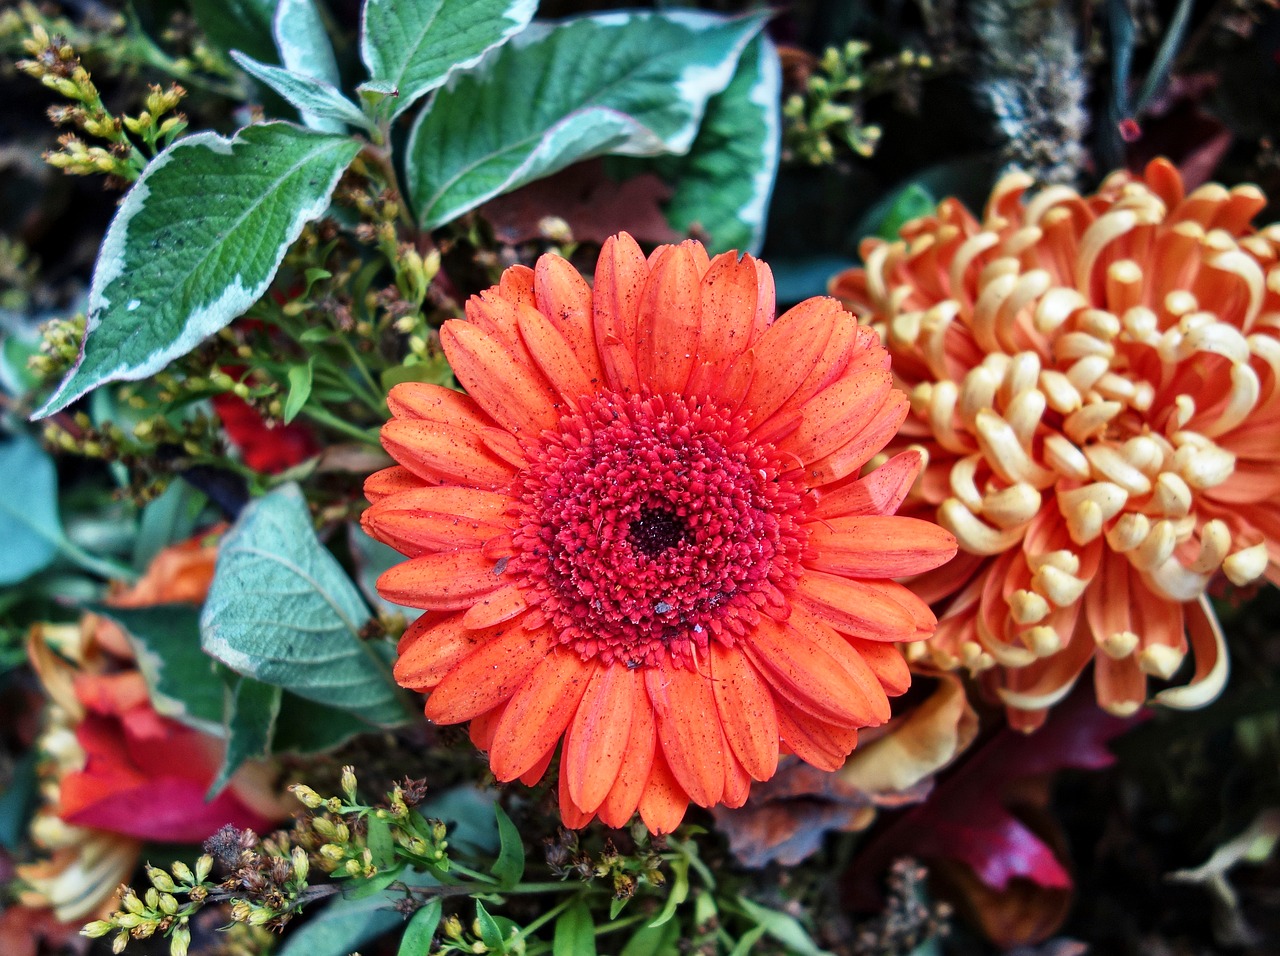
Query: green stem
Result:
<box><xmin>334</xmin><ymin>339</ymin><xmax>387</xmax><ymax>415</ymax></box>
<box><xmin>449</xmin><ymin>864</ymin><xmax>500</xmax><ymax>885</ymax></box>
<box><xmin>515</xmin><ymin>894</ymin><xmax>576</xmax><ymax>941</ymax></box>
<box><xmin>58</xmin><ymin>537</ymin><xmax>138</xmax><ymax>583</ymax></box>
<box><xmin>298</xmin><ymin>405</ymin><xmax>382</xmax><ymax>447</ymax></box>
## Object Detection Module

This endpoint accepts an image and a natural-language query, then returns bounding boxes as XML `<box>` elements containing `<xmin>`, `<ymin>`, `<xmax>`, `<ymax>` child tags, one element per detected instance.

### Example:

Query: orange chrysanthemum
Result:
<box><xmin>364</xmin><ymin>233</ymin><xmax>957</xmax><ymax>832</ymax></box>
<box><xmin>833</xmin><ymin>159</ymin><xmax>1280</xmax><ymax>729</ymax></box>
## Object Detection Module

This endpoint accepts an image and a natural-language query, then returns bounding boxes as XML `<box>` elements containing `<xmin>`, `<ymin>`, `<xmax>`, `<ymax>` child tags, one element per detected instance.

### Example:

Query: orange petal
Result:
<box><xmin>489</xmin><ymin>652</ymin><xmax>593</xmax><ymax>781</ymax></box>
<box><xmin>775</xmin><ymin>369</ymin><xmax>893</xmax><ymax>465</ymax></box>
<box><xmin>741</xmin><ymin>298</ymin><xmax>838</xmax><ymax>423</ymax></box>
<box><xmin>558</xmin><ymin>762</ymin><xmax>597</xmax><ymax>829</ymax></box>
<box><xmin>593</xmin><ymin>232</ymin><xmax>647</xmax><ymax>393</ymax></box>
<box><xmin>380</xmin><ymin>418</ymin><xmax>515</xmax><ymax>490</ymax></box>
<box><xmin>814</xmin><ymin>450</ymin><xmax>924</xmax><ymax>519</ymax></box>
<box><xmin>793</xmin><ymin>571</ymin><xmax>920</xmax><ymax>640</ymax></box>
<box><xmin>845</xmin><ymin>638</ymin><xmax>911</xmax><ymax>696</ymax></box>
<box><xmin>709</xmin><ymin>643</ymin><xmax>778</xmax><ymax>781</ymax></box>
<box><xmin>519</xmin><ymin>742</ymin><xmax>557</xmax><ymax>787</ymax></box>
<box><xmin>461</xmin><ymin>584</ymin><xmax>529</xmax><ymax>630</ymax></box>
<box><xmin>751</xmin><ymin>258</ymin><xmax>776</xmax><ymax>338</ymax></box>
<box><xmin>1093</xmin><ymin>653</ymin><xmax>1147</xmax><ymax>718</ymax></box>
<box><xmin>644</xmin><ymin>665</ymin><xmax>725</xmax><ymax>807</ymax></box>
<box><xmin>424</xmin><ymin>627</ymin><xmax>552</xmax><ymax>723</ymax></box>
<box><xmin>534</xmin><ymin>253</ymin><xmax>605</xmax><ymax>386</ymax></box>
<box><xmin>518</xmin><ymin>306</ymin><xmax>595</xmax><ymax>405</ymax></box>
<box><xmin>467</xmin><ymin>289</ymin><xmax>524</xmax><ymax>345</ymax></box>
<box><xmin>637</xmin><ymin>748</ymin><xmax>689</xmax><ymax>835</ymax></box>
<box><xmin>362</xmin><ymin>488</ymin><xmax>511</xmax><ymax>555</ymax></box>
<box><xmin>395</xmin><ymin>613</ymin><xmax>509</xmax><ymax>691</ymax></box>
<box><xmin>804</xmin><ymin>390</ymin><xmax>911</xmax><ymax>485</ymax></box>
<box><xmin>469</xmin><ymin>702</ymin><xmax>505</xmax><ymax>751</ymax></box>
<box><xmin>696</xmin><ymin>252</ymin><xmax>760</xmax><ymax>367</ymax></box>
<box><xmin>376</xmin><ymin>550</ymin><xmax>505</xmax><ymax>610</ymax></box>
<box><xmin>597</xmin><ymin>699</ymin><xmax>657</xmax><ymax>829</ymax></box>
<box><xmin>440</xmin><ymin>320</ymin><xmax>560</xmax><ymax>438</ymax></box>
<box><xmin>499</xmin><ymin>264</ymin><xmax>536</xmax><ymax>307</ymax></box>
<box><xmin>563</xmin><ymin>665</ymin><xmax>639</xmax><ymax>814</ymax></box>
<box><xmin>386</xmin><ymin>381</ymin><xmax>490</xmax><ymax>426</ymax></box>
<box><xmin>365</xmin><ymin>465</ymin><xmax>421</xmax><ymax>503</ymax></box>
<box><xmin>721</xmin><ymin>746</ymin><xmax>752</xmax><ymax>809</ymax></box>
<box><xmin>743</xmin><ymin>614</ymin><xmax>889</xmax><ymax>728</ymax></box>
<box><xmin>805</xmin><ymin>515</ymin><xmax>958</xmax><ymax>578</ymax></box>
<box><xmin>638</xmin><ymin>245</ymin><xmax>702</xmax><ymax>395</ymax></box>
<box><xmin>775</xmin><ymin>707</ymin><xmax>858</xmax><ymax>771</ymax></box>
<box><xmin>789</xmin><ymin>607</ymin><xmax>893</xmax><ymax>723</ymax></box>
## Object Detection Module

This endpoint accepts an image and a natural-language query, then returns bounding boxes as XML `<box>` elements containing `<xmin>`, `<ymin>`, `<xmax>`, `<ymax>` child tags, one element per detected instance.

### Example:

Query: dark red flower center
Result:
<box><xmin>511</xmin><ymin>391</ymin><xmax>809</xmax><ymax>670</ymax></box>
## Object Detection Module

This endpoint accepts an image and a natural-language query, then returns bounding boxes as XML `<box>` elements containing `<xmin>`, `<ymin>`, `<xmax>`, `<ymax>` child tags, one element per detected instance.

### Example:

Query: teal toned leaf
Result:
<box><xmin>232</xmin><ymin>53</ymin><xmax>375</xmax><ymax>134</ymax></box>
<box><xmin>349</xmin><ymin>524</ymin><xmax>418</xmax><ymax>617</ymax></box>
<box><xmin>361</xmin><ymin>0</ymin><xmax>537</xmax><ymax>119</ymax></box>
<box><xmin>189</xmin><ymin>0</ymin><xmax>277</xmax><ymax>63</ymax></box>
<box><xmin>131</xmin><ymin>480</ymin><xmax>208</xmax><ymax>571</ymax></box>
<box><xmin>200</xmin><ymin>484</ymin><xmax>411</xmax><ymax>726</ymax></box>
<box><xmin>399</xmin><ymin>900</ymin><xmax>442</xmax><ymax>956</ymax></box>
<box><xmin>274</xmin><ymin>0</ymin><xmax>341</xmax><ymax>88</ymax></box>
<box><xmin>94</xmin><ymin>604</ymin><xmax>225</xmax><ymax>735</ymax></box>
<box><xmin>649</xmin><ymin>35</ymin><xmax>781</xmax><ymax>254</ymax></box>
<box><xmin>405</xmin><ymin>11</ymin><xmax>767</xmax><ymax>229</ymax></box>
<box><xmin>276</xmin><ymin>886</ymin><xmax>407</xmax><ymax>956</ymax></box>
<box><xmin>490</xmin><ymin>805</ymin><xmax>525</xmax><ymax>886</ymax></box>
<box><xmin>209</xmin><ymin>676</ymin><xmax>281</xmax><ymax>797</ymax></box>
<box><xmin>36</xmin><ymin>124</ymin><xmax>361</xmax><ymax>417</ymax></box>
<box><xmin>554</xmin><ymin>900</ymin><xmax>597</xmax><ymax>956</ymax></box>
<box><xmin>0</xmin><ymin>433</ymin><xmax>62</xmax><ymax>584</ymax></box>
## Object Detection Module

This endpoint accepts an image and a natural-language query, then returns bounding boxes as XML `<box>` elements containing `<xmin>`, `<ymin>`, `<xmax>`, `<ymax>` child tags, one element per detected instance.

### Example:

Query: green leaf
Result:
<box><xmin>36</xmin><ymin>123</ymin><xmax>361</xmax><ymax>417</ymax></box>
<box><xmin>361</xmin><ymin>0</ymin><xmax>537</xmax><ymax>119</ymax></box>
<box><xmin>474</xmin><ymin>901</ymin><xmax>509</xmax><ymax>954</ymax></box>
<box><xmin>271</xmin><ymin>692</ymin><xmax>376</xmax><ymax>754</ymax></box>
<box><xmin>233</xmin><ymin>53</ymin><xmax>375</xmax><ymax>134</ymax></box>
<box><xmin>0</xmin><ymin>750</ymin><xmax>39</xmax><ymax>850</ymax></box>
<box><xmin>619</xmin><ymin>920</ymin><xmax>680</xmax><ymax>956</ymax></box>
<box><xmin>648</xmin><ymin>856</ymin><xmax>689</xmax><ymax>929</ymax></box>
<box><xmin>734</xmin><ymin>898</ymin><xmax>832</xmax><ymax>956</ymax></box>
<box><xmin>189</xmin><ymin>0</ymin><xmax>277</xmax><ymax>63</ymax></box>
<box><xmin>341</xmin><ymin>863</ymin><xmax>406</xmax><ymax>900</ymax></box>
<box><xmin>399</xmin><ymin>899</ymin><xmax>443</xmax><ymax>956</ymax></box>
<box><xmin>283</xmin><ymin>357</ymin><xmax>315</xmax><ymax>423</ymax></box>
<box><xmin>0</xmin><ymin>433</ymin><xmax>62</xmax><ymax>584</ymax></box>
<box><xmin>553</xmin><ymin>899</ymin><xmax>596</xmax><ymax>956</ymax></box>
<box><xmin>274</xmin><ymin>0</ymin><xmax>341</xmax><ymax>87</ymax></box>
<box><xmin>405</xmin><ymin>11</ymin><xmax>767</xmax><ymax>229</ymax></box>
<box><xmin>648</xmin><ymin>34</ymin><xmax>781</xmax><ymax>254</ymax></box>
<box><xmin>864</xmin><ymin>182</ymin><xmax>936</xmax><ymax>242</ymax></box>
<box><xmin>728</xmin><ymin>925</ymin><xmax>768</xmax><ymax>956</ymax></box>
<box><xmin>200</xmin><ymin>484</ymin><xmax>411</xmax><ymax>726</ymax></box>
<box><xmin>131</xmin><ymin>480</ymin><xmax>208</xmax><ymax>571</ymax></box>
<box><xmin>209</xmin><ymin>675</ymin><xmax>281</xmax><ymax>797</ymax></box>
<box><xmin>0</xmin><ymin>332</ymin><xmax>42</xmax><ymax>396</ymax></box>
<box><xmin>93</xmin><ymin>604</ymin><xmax>225</xmax><ymax>734</ymax></box>
<box><xmin>490</xmin><ymin>805</ymin><xmax>525</xmax><ymax>887</ymax></box>
<box><xmin>367</xmin><ymin>815</ymin><xmax>396</xmax><ymax>869</ymax></box>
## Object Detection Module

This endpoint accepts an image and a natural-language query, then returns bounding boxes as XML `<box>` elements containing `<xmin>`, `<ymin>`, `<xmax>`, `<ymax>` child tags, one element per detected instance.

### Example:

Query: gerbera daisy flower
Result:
<box><xmin>363</xmin><ymin>233</ymin><xmax>957</xmax><ymax>832</ymax></box>
<box><xmin>832</xmin><ymin>158</ymin><xmax>1280</xmax><ymax>729</ymax></box>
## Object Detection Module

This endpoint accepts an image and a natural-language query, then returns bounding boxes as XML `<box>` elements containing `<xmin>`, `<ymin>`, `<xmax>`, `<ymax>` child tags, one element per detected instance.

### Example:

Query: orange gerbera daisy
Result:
<box><xmin>833</xmin><ymin>159</ymin><xmax>1280</xmax><ymax>729</ymax></box>
<box><xmin>363</xmin><ymin>233</ymin><xmax>957</xmax><ymax>832</ymax></box>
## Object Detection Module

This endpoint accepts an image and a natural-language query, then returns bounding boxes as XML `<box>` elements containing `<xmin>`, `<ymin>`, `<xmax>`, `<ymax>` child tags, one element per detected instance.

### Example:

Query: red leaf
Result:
<box><xmin>852</xmin><ymin>685</ymin><xmax>1140</xmax><ymax>894</ymax></box>
<box><xmin>480</xmin><ymin>159</ymin><xmax>679</xmax><ymax>247</ymax></box>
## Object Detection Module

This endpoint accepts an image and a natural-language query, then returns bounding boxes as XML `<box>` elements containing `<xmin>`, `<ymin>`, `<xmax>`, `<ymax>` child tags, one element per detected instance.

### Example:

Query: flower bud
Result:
<box><xmin>291</xmin><ymin>846</ymin><xmax>310</xmax><ymax>883</ymax></box>
<box><xmin>340</xmin><ymin>765</ymin><xmax>357</xmax><ymax>801</ymax></box>
<box><xmin>194</xmin><ymin>855</ymin><xmax>213</xmax><ymax>883</ymax></box>
<box><xmin>147</xmin><ymin>866</ymin><xmax>177</xmax><ymax>892</ymax></box>
<box><xmin>170</xmin><ymin>925</ymin><xmax>191</xmax><ymax>956</ymax></box>
<box><xmin>171</xmin><ymin>861</ymin><xmax>194</xmax><ymax>884</ymax></box>
<box><xmin>291</xmin><ymin>784</ymin><xmax>324</xmax><ymax>808</ymax></box>
<box><xmin>82</xmin><ymin>921</ymin><xmax>115</xmax><ymax>938</ymax></box>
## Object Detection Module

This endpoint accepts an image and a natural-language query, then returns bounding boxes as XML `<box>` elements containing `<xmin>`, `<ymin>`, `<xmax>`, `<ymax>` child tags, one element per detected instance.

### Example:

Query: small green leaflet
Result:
<box><xmin>646</xmin><ymin>34</ymin><xmax>782</xmax><ymax>254</ymax></box>
<box><xmin>209</xmin><ymin>675</ymin><xmax>281</xmax><ymax>796</ymax></box>
<box><xmin>189</xmin><ymin>0</ymin><xmax>277</xmax><ymax>63</ymax></box>
<box><xmin>275</xmin><ymin>0</ymin><xmax>342</xmax><ymax>87</ymax></box>
<box><xmin>0</xmin><ymin>433</ymin><xmax>63</xmax><ymax>584</ymax></box>
<box><xmin>405</xmin><ymin>10</ymin><xmax>767</xmax><ymax>229</ymax></box>
<box><xmin>361</xmin><ymin>0</ymin><xmax>537</xmax><ymax>119</ymax></box>
<box><xmin>398</xmin><ymin>900</ymin><xmax>443</xmax><ymax>956</ymax></box>
<box><xmin>490</xmin><ymin>805</ymin><xmax>525</xmax><ymax>887</ymax></box>
<box><xmin>553</xmin><ymin>900</ymin><xmax>597</xmax><ymax>956</ymax></box>
<box><xmin>35</xmin><ymin>123</ymin><xmax>361</xmax><ymax>417</ymax></box>
<box><xmin>200</xmin><ymin>484</ymin><xmax>412</xmax><ymax>727</ymax></box>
